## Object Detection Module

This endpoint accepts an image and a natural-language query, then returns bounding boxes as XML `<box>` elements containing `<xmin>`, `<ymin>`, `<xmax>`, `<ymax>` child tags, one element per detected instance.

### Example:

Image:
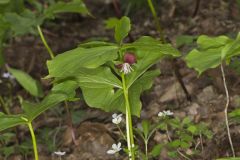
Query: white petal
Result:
<box><xmin>112</xmin><ymin>118</ymin><xmax>120</xmax><ymax>124</ymax></box>
<box><xmin>54</xmin><ymin>151</ymin><xmax>66</xmax><ymax>156</ymax></box>
<box><xmin>112</xmin><ymin>143</ymin><xmax>118</xmax><ymax>150</ymax></box>
<box><xmin>112</xmin><ymin>113</ymin><xmax>117</xmax><ymax>118</ymax></box>
<box><xmin>107</xmin><ymin>150</ymin><xmax>116</xmax><ymax>154</ymax></box>
<box><xmin>117</xmin><ymin>142</ymin><xmax>121</xmax><ymax>149</ymax></box>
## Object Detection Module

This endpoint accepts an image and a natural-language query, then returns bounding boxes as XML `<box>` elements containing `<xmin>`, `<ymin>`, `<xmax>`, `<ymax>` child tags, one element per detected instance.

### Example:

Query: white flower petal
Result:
<box><xmin>54</xmin><ymin>151</ymin><xmax>66</xmax><ymax>156</ymax></box>
<box><xmin>107</xmin><ymin>149</ymin><xmax>116</xmax><ymax>154</ymax></box>
<box><xmin>112</xmin><ymin>113</ymin><xmax>117</xmax><ymax>118</ymax></box>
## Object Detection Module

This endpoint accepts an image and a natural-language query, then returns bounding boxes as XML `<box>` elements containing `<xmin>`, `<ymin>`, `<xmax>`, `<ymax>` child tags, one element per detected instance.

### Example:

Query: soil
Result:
<box><xmin>1</xmin><ymin>0</ymin><xmax>240</xmax><ymax>160</ymax></box>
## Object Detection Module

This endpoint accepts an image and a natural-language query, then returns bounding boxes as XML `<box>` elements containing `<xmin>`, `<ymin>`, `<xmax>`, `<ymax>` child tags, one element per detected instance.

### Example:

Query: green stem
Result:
<box><xmin>144</xmin><ymin>140</ymin><xmax>148</xmax><ymax>160</ymax></box>
<box><xmin>121</xmin><ymin>73</ymin><xmax>135</xmax><ymax>160</ymax></box>
<box><xmin>147</xmin><ymin>0</ymin><xmax>165</xmax><ymax>43</ymax></box>
<box><xmin>27</xmin><ymin>122</ymin><xmax>39</xmax><ymax>160</ymax></box>
<box><xmin>117</xmin><ymin>124</ymin><xmax>127</xmax><ymax>141</ymax></box>
<box><xmin>37</xmin><ymin>25</ymin><xmax>54</xmax><ymax>59</ymax></box>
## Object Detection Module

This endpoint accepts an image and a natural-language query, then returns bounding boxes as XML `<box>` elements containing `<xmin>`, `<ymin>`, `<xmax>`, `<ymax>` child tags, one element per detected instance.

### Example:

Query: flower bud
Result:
<box><xmin>123</xmin><ymin>52</ymin><xmax>136</xmax><ymax>65</ymax></box>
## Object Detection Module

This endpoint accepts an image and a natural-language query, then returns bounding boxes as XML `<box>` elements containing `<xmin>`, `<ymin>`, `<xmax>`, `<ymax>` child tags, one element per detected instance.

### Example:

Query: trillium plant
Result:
<box><xmin>46</xmin><ymin>16</ymin><xmax>180</xmax><ymax>159</ymax></box>
<box><xmin>0</xmin><ymin>15</ymin><xmax>179</xmax><ymax>159</ymax></box>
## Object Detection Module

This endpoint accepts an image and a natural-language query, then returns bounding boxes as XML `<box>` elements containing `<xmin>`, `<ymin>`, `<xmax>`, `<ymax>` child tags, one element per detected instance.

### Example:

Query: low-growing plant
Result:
<box><xmin>185</xmin><ymin>33</ymin><xmax>240</xmax><ymax>158</ymax></box>
<box><xmin>134</xmin><ymin>112</ymin><xmax>212</xmax><ymax>160</ymax></box>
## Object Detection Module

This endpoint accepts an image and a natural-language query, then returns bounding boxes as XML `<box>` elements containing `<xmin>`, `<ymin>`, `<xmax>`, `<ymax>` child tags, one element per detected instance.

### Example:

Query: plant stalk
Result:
<box><xmin>144</xmin><ymin>140</ymin><xmax>148</xmax><ymax>160</ymax></box>
<box><xmin>37</xmin><ymin>25</ymin><xmax>54</xmax><ymax>59</ymax></box>
<box><xmin>121</xmin><ymin>73</ymin><xmax>135</xmax><ymax>160</ymax></box>
<box><xmin>37</xmin><ymin>25</ymin><xmax>76</xmax><ymax>145</ymax></box>
<box><xmin>27</xmin><ymin>122</ymin><xmax>39</xmax><ymax>160</ymax></box>
<box><xmin>220</xmin><ymin>63</ymin><xmax>235</xmax><ymax>157</ymax></box>
<box><xmin>147</xmin><ymin>0</ymin><xmax>165</xmax><ymax>43</ymax></box>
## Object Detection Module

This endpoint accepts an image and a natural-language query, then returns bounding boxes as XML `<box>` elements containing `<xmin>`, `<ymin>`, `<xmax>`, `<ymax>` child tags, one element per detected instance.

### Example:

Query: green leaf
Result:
<box><xmin>44</xmin><ymin>0</ymin><xmax>90</xmax><ymax>19</ymax></box>
<box><xmin>105</xmin><ymin>17</ymin><xmax>119</xmax><ymax>29</ymax></box>
<box><xmin>47</xmin><ymin>45</ymin><xmax>119</xmax><ymax>77</ymax></box>
<box><xmin>4</xmin><ymin>11</ymin><xmax>40</xmax><ymax>36</ymax></box>
<box><xmin>22</xmin><ymin>80</ymin><xmax>78</xmax><ymax>121</ymax></box>
<box><xmin>176</xmin><ymin>35</ymin><xmax>196</xmax><ymax>48</ymax></box>
<box><xmin>0</xmin><ymin>112</ymin><xmax>27</xmax><ymax>132</ymax></box>
<box><xmin>76</xmin><ymin>67</ymin><xmax>122</xmax><ymax>111</ymax></box>
<box><xmin>114</xmin><ymin>16</ymin><xmax>131</xmax><ymax>44</ymax></box>
<box><xmin>185</xmin><ymin>34</ymin><xmax>240</xmax><ymax>75</ymax></box>
<box><xmin>187</xmin><ymin>125</ymin><xmax>197</xmax><ymax>134</ymax></box>
<box><xmin>221</xmin><ymin>38</ymin><xmax>240</xmax><ymax>60</ymax></box>
<box><xmin>78</xmin><ymin>68</ymin><xmax>159</xmax><ymax>117</ymax></box>
<box><xmin>168</xmin><ymin>140</ymin><xmax>181</xmax><ymax>148</ymax></box>
<box><xmin>182</xmin><ymin>117</ymin><xmax>191</xmax><ymax>125</ymax></box>
<box><xmin>22</xmin><ymin>93</ymin><xmax>67</xmax><ymax>121</ymax></box>
<box><xmin>150</xmin><ymin>144</ymin><xmax>163</xmax><ymax>157</ymax></box>
<box><xmin>142</xmin><ymin>120</ymin><xmax>150</xmax><ymax>138</ymax></box>
<box><xmin>197</xmin><ymin>35</ymin><xmax>230</xmax><ymax>50</ymax></box>
<box><xmin>8</xmin><ymin>67</ymin><xmax>43</xmax><ymax>97</ymax></box>
<box><xmin>128</xmin><ymin>70</ymin><xmax>160</xmax><ymax>116</ymax></box>
<box><xmin>123</xmin><ymin>36</ymin><xmax>180</xmax><ymax>87</ymax></box>
<box><xmin>185</xmin><ymin>48</ymin><xmax>222</xmax><ymax>75</ymax></box>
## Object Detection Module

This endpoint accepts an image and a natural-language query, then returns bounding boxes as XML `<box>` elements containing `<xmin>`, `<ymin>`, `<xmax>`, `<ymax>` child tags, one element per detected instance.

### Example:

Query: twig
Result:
<box><xmin>220</xmin><ymin>63</ymin><xmax>235</xmax><ymax>157</ymax></box>
<box><xmin>192</xmin><ymin>0</ymin><xmax>201</xmax><ymax>17</ymax></box>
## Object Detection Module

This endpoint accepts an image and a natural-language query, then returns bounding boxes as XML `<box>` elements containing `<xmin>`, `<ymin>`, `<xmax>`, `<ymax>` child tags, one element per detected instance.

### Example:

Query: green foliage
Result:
<box><xmin>176</xmin><ymin>35</ymin><xmax>196</xmax><ymax>48</ymax></box>
<box><xmin>44</xmin><ymin>0</ymin><xmax>90</xmax><ymax>19</ymax></box>
<box><xmin>8</xmin><ymin>67</ymin><xmax>43</xmax><ymax>97</ymax></box>
<box><xmin>0</xmin><ymin>0</ymin><xmax>90</xmax><ymax>64</ymax></box>
<box><xmin>185</xmin><ymin>34</ymin><xmax>240</xmax><ymax>74</ymax></box>
<box><xmin>114</xmin><ymin>16</ymin><xmax>131</xmax><ymax>44</ymax></box>
<box><xmin>47</xmin><ymin>17</ymin><xmax>180</xmax><ymax>117</ymax></box>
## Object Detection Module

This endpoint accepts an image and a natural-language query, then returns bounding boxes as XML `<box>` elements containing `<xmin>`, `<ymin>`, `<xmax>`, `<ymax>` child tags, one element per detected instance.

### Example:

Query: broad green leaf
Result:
<box><xmin>221</xmin><ymin>38</ymin><xmax>240</xmax><ymax>60</ymax></box>
<box><xmin>76</xmin><ymin>67</ymin><xmax>122</xmax><ymax>111</ymax></box>
<box><xmin>197</xmin><ymin>35</ymin><xmax>230</xmax><ymax>50</ymax></box>
<box><xmin>22</xmin><ymin>80</ymin><xmax>78</xmax><ymax>121</ymax></box>
<box><xmin>185</xmin><ymin>48</ymin><xmax>222</xmax><ymax>75</ymax></box>
<box><xmin>4</xmin><ymin>12</ymin><xmax>40</xmax><ymax>36</ymax></box>
<box><xmin>114</xmin><ymin>16</ymin><xmax>131</xmax><ymax>44</ymax></box>
<box><xmin>105</xmin><ymin>17</ymin><xmax>119</xmax><ymax>29</ymax></box>
<box><xmin>76</xmin><ymin>67</ymin><xmax>122</xmax><ymax>88</ymax></box>
<box><xmin>0</xmin><ymin>112</ymin><xmax>27</xmax><ymax>132</ymax></box>
<box><xmin>79</xmin><ymin>41</ymin><xmax>116</xmax><ymax>48</ymax></box>
<box><xmin>128</xmin><ymin>70</ymin><xmax>160</xmax><ymax>116</ymax></box>
<box><xmin>47</xmin><ymin>45</ymin><xmax>119</xmax><ymax>77</ymax></box>
<box><xmin>22</xmin><ymin>93</ymin><xmax>67</xmax><ymax>121</ymax></box>
<box><xmin>44</xmin><ymin>0</ymin><xmax>90</xmax><ymax>19</ymax></box>
<box><xmin>8</xmin><ymin>67</ymin><xmax>43</xmax><ymax>97</ymax></box>
<box><xmin>122</xmin><ymin>36</ymin><xmax>180</xmax><ymax>87</ymax></box>
<box><xmin>78</xmin><ymin>68</ymin><xmax>159</xmax><ymax>116</ymax></box>
<box><xmin>51</xmin><ymin>80</ymin><xmax>78</xmax><ymax>99</ymax></box>
<box><xmin>176</xmin><ymin>35</ymin><xmax>196</xmax><ymax>48</ymax></box>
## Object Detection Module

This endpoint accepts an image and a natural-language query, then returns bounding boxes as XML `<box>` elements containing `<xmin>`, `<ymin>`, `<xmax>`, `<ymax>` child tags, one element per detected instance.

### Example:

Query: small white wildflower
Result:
<box><xmin>2</xmin><ymin>72</ymin><xmax>14</xmax><ymax>79</ymax></box>
<box><xmin>164</xmin><ymin>110</ymin><xmax>173</xmax><ymax>116</ymax></box>
<box><xmin>107</xmin><ymin>142</ymin><xmax>122</xmax><ymax>154</ymax></box>
<box><xmin>112</xmin><ymin>113</ymin><xmax>122</xmax><ymax>124</ymax></box>
<box><xmin>120</xmin><ymin>63</ymin><xmax>133</xmax><ymax>74</ymax></box>
<box><xmin>54</xmin><ymin>151</ymin><xmax>66</xmax><ymax>156</ymax></box>
<box><xmin>158</xmin><ymin>110</ymin><xmax>173</xmax><ymax>117</ymax></box>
